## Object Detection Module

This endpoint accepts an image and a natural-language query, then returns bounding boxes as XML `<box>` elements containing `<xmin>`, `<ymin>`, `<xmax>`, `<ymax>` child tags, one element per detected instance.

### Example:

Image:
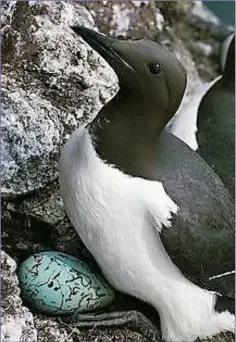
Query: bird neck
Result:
<box><xmin>222</xmin><ymin>73</ymin><xmax>235</xmax><ymax>90</ymax></box>
<box><xmin>88</xmin><ymin>91</ymin><xmax>172</xmax><ymax>145</ymax></box>
<box><xmin>223</xmin><ymin>38</ymin><xmax>235</xmax><ymax>88</ymax></box>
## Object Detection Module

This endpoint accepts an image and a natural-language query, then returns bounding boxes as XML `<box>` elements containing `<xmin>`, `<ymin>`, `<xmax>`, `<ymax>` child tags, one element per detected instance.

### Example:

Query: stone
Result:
<box><xmin>1</xmin><ymin>250</ymin><xmax>37</xmax><ymax>342</ymax></box>
<box><xmin>1</xmin><ymin>0</ymin><xmax>118</xmax><ymax>198</ymax></box>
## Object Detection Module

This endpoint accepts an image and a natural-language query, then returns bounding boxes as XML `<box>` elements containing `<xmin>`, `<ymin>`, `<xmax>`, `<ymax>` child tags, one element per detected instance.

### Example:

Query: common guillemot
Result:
<box><xmin>166</xmin><ymin>34</ymin><xmax>235</xmax><ymax>198</ymax></box>
<box><xmin>59</xmin><ymin>27</ymin><xmax>234</xmax><ymax>342</ymax></box>
<box><xmin>197</xmin><ymin>35</ymin><xmax>235</xmax><ymax>198</ymax></box>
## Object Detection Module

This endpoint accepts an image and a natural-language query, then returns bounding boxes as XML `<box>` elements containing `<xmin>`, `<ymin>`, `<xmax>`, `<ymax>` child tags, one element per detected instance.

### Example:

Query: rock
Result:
<box><xmin>1</xmin><ymin>250</ymin><xmax>37</xmax><ymax>342</ymax></box>
<box><xmin>201</xmin><ymin>332</ymin><xmax>235</xmax><ymax>342</ymax></box>
<box><xmin>34</xmin><ymin>316</ymin><xmax>73</xmax><ymax>342</ymax></box>
<box><xmin>2</xmin><ymin>180</ymin><xmax>87</xmax><ymax>264</ymax></box>
<box><xmin>191</xmin><ymin>1</ymin><xmax>221</xmax><ymax>25</ymax></box>
<box><xmin>1</xmin><ymin>0</ymin><xmax>118</xmax><ymax>198</ymax></box>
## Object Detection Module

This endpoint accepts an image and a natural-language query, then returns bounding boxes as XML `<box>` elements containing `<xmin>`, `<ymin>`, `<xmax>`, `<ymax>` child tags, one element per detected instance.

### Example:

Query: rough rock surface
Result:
<box><xmin>1</xmin><ymin>250</ymin><xmax>37</xmax><ymax>342</ymax></box>
<box><xmin>1</xmin><ymin>1</ymin><xmax>234</xmax><ymax>342</ymax></box>
<box><xmin>1</xmin><ymin>0</ymin><xmax>117</xmax><ymax>197</ymax></box>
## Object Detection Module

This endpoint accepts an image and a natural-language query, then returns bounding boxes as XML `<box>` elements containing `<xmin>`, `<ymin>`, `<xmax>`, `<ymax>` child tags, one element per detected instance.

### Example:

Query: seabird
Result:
<box><xmin>166</xmin><ymin>78</ymin><xmax>220</xmax><ymax>151</ymax></box>
<box><xmin>197</xmin><ymin>35</ymin><xmax>235</xmax><ymax>198</ymax></box>
<box><xmin>59</xmin><ymin>27</ymin><xmax>235</xmax><ymax>342</ymax></box>
<box><xmin>167</xmin><ymin>34</ymin><xmax>235</xmax><ymax>198</ymax></box>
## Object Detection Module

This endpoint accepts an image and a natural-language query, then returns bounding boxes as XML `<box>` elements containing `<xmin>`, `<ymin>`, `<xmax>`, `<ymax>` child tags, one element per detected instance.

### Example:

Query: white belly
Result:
<box><xmin>59</xmin><ymin>125</ymin><xmax>234</xmax><ymax>341</ymax></box>
<box><xmin>59</xmin><ymin>125</ymin><xmax>180</xmax><ymax>297</ymax></box>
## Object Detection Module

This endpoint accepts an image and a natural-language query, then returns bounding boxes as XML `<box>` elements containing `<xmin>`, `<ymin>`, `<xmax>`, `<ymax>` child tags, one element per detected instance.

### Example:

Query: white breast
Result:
<box><xmin>59</xmin><ymin>125</ymin><xmax>235</xmax><ymax>342</ymax></box>
<box><xmin>59</xmin><ymin>125</ymin><xmax>179</xmax><ymax>289</ymax></box>
<box><xmin>166</xmin><ymin>77</ymin><xmax>221</xmax><ymax>150</ymax></box>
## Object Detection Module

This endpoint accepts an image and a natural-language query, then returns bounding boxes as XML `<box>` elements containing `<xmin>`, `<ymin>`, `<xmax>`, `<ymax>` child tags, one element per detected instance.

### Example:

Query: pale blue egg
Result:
<box><xmin>18</xmin><ymin>251</ymin><xmax>115</xmax><ymax>315</ymax></box>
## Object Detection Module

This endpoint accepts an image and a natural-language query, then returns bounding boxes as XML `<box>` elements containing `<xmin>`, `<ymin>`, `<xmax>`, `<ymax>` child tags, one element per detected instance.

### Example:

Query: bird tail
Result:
<box><xmin>155</xmin><ymin>282</ymin><xmax>235</xmax><ymax>342</ymax></box>
<box><xmin>202</xmin><ymin>309</ymin><xmax>235</xmax><ymax>339</ymax></box>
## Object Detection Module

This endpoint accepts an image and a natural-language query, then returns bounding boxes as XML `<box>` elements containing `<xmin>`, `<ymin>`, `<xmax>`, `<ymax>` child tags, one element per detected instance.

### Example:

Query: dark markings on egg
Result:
<box><xmin>18</xmin><ymin>251</ymin><xmax>115</xmax><ymax>315</ymax></box>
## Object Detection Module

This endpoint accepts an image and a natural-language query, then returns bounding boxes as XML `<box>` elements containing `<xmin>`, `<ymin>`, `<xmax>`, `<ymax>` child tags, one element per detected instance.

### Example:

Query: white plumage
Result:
<box><xmin>59</xmin><ymin>125</ymin><xmax>234</xmax><ymax>342</ymax></box>
<box><xmin>167</xmin><ymin>33</ymin><xmax>234</xmax><ymax>151</ymax></box>
<box><xmin>166</xmin><ymin>77</ymin><xmax>221</xmax><ymax>150</ymax></box>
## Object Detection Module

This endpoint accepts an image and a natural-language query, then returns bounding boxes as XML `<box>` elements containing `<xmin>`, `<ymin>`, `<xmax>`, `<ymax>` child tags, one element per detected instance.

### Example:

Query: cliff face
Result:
<box><xmin>1</xmin><ymin>2</ymin><xmax>234</xmax><ymax>342</ymax></box>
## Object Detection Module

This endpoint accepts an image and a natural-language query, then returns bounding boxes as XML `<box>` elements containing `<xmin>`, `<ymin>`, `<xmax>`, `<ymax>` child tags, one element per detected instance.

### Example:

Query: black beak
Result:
<box><xmin>71</xmin><ymin>26</ymin><xmax>133</xmax><ymax>72</ymax></box>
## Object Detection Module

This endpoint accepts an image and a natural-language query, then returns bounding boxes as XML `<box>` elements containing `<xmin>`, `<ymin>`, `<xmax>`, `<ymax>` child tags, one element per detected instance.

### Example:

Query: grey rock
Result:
<box><xmin>34</xmin><ymin>316</ymin><xmax>73</xmax><ymax>342</ymax></box>
<box><xmin>3</xmin><ymin>180</ymin><xmax>87</xmax><ymax>262</ymax></box>
<box><xmin>1</xmin><ymin>0</ymin><xmax>117</xmax><ymax>197</ymax></box>
<box><xmin>1</xmin><ymin>250</ymin><xmax>37</xmax><ymax>342</ymax></box>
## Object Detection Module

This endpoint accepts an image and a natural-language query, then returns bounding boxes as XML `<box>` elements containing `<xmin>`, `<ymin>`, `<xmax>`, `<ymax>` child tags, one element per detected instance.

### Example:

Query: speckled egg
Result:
<box><xmin>18</xmin><ymin>251</ymin><xmax>115</xmax><ymax>315</ymax></box>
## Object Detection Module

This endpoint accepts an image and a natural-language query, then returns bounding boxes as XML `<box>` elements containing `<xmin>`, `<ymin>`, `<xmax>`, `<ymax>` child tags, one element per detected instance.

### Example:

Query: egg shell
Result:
<box><xmin>18</xmin><ymin>251</ymin><xmax>115</xmax><ymax>315</ymax></box>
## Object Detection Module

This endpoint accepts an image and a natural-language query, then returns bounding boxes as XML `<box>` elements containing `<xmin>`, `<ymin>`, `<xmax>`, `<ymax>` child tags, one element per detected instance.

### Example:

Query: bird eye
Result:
<box><xmin>148</xmin><ymin>63</ymin><xmax>163</xmax><ymax>74</ymax></box>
